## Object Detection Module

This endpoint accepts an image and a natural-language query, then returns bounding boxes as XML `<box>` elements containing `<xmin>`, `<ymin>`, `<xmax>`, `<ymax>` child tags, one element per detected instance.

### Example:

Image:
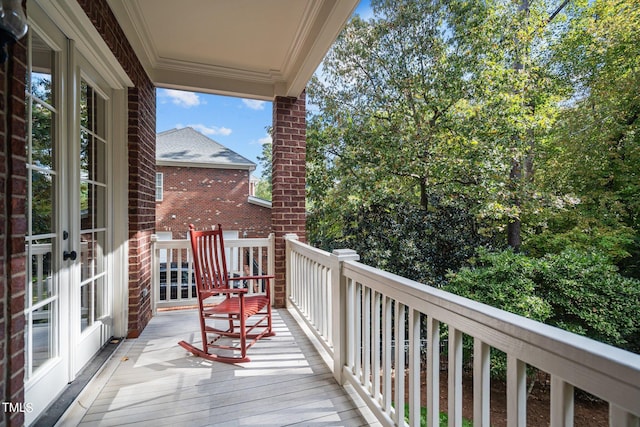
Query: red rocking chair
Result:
<box><xmin>178</xmin><ymin>224</ymin><xmax>275</xmax><ymax>363</ymax></box>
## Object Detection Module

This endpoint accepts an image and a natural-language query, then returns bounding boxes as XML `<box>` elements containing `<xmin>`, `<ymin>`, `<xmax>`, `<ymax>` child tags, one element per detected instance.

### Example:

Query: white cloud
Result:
<box><xmin>185</xmin><ymin>123</ymin><xmax>232</xmax><ymax>136</ymax></box>
<box><xmin>242</xmin><ymin>99</ymin><xmax>266</xmax><ymax>110</ymax></box>
<box><xmin>258</xmin><ymin>135</ymin><xmax>272</xmax><ymax>145</ymax></box>
<box><xmin>161</xmin><ymin>89</ymin><xmax>202</xmax><ymax>108</ymax></box>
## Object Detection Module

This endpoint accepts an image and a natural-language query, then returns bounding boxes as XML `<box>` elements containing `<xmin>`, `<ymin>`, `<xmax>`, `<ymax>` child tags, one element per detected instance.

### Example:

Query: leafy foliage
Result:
<box><xmin>445</xmin><ymin>249</ymin><xmax>640</xmax><ymax>352</ymax></box>
<box><xmin>255</xmin><ymin>127</ymin><xmax>272</xmax><ymax>201</ymax></box>
<box><xmin>306</xmin><ymin>0</ymin><xmax>640</xmax><ymax>354</ymax></box>
<box><xmin>328</xmin><ymin>195</ymin><xmax>492</xmax><ymax>285</ymax></box>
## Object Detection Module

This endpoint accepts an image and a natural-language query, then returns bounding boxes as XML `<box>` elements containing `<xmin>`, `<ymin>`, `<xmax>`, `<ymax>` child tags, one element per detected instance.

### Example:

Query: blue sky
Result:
<box><xmin>155</xmin><ymin>1</ymin><xmax>373</xmax><ymax>178</ymax></box>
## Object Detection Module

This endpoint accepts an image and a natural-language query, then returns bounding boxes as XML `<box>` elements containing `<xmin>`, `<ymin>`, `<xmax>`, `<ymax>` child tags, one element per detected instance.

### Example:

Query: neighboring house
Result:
<box><xmin>156</xmin><ymin>127</ymin><xmax>271</xmax><ymax>240</ymax></box>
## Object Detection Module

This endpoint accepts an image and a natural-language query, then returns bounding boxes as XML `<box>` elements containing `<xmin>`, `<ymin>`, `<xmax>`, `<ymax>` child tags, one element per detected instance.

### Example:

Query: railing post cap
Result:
<box><xmin>332</xmin><ymin>248</ymin><xmax>360</xmax><ymax>261</ymax></box>
<box><xmin>284</xmin><ymin>233</ymin><xmax>299</xmax><ymax>241</ymax></box>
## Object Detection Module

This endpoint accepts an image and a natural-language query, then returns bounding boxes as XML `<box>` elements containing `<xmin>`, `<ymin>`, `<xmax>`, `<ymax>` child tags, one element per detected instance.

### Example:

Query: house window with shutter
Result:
<box><xmin>156</xmin><ymin>173</ymin><xmax>164</xmax><ymax>201</ymax></box>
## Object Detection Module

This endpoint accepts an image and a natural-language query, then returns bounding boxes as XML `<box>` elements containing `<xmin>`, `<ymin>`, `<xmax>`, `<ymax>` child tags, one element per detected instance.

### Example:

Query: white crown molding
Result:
<box><xmin>106</xmin><ymin>0</ymin><xmax>358</xmax><ymax>99</ymax></box>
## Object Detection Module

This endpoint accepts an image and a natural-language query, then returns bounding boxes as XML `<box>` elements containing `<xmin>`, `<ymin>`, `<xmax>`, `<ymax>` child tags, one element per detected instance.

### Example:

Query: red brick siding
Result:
<box><xmin>272</xmin><ymin>92</ymin><xmax>306</xmax><ymax>308</ymax></box>
<box><xmin>1</xmin><ymin>37</ymin><xmax>28</xmax><ymax>427</ymax></box>
<box><xmin>77</xmin><ymin>0</ymin><xmax>156</xmax><ymax>337</ymax></box>
<box><xmin>156</xmin><ymin>166</ymin><xmax>271</xmax><ymax>239</ymax></box>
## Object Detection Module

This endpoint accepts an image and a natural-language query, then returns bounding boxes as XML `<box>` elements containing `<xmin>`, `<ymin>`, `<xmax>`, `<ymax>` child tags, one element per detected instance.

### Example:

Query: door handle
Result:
<box><xmin>63</xmin><ymin>250</ymin><xmax>77</xmax><ymax>261</ymax></box>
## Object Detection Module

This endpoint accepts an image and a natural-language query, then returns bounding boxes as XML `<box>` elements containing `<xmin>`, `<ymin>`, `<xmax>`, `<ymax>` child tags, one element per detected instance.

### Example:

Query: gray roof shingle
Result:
<box><xmin>156</xmin><ymin>127</ymin><xmax>256</xmax><ymax>170</ymax></box>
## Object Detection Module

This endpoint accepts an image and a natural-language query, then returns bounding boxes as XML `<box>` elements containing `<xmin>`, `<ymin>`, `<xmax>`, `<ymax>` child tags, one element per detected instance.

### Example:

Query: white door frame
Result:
<box><xmin>25</xmin><ymin>1</ymin><xmax>132</xmax><ymax>424</ymax></box>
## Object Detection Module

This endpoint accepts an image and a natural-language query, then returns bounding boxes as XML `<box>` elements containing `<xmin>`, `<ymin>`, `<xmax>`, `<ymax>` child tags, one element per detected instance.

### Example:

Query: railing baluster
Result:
<box><xmin>363</xmin><ymin>286</ymin><xmax>372</xmax><ymax>394</ymax></box>
<box><xmin>427</xmin><ymin>316</ymin><xmax>440</xmax><ymax>427</ymax></box>
<box><xmin>355</xmin><ymin>282</ymin><xmax>363</xmax><ymax>383</ymax></box>
<box><xmin>394</xmin><ymin>302</ymin><xmax>406</xmax><ymax>426</ymax></box>
<box><xmin>346</xmin><ymin>276</ymin><xmax>355</xmax><ymax>372</ymax></box>
<box><xmin>373</xmin><ymin>291</ymin><xmax>381</xmax><ymax>403</ymax></box>
<box><xmin>449</xmin><ymin>326</ymin><xmax>463</xmax><ymax>427</ymax></box>
<box><xmin>323</xmin><ymin>265</ymin><xmax>329</xmax><ymax>338</ymax></box>
<box><xmin>507</xmin><ymin>355</ymin><xmax>527</xmax><ymax>427</ymax></box>
<box><xmin>176</xmin><ymin>248</ymin><xmax>183</xmax><ymax>301</ymax></box>
<box><xmin>408</xmin><ymin>308</ymin><xmax>420</xmax><ymax>427</ymax></box>
<box><xmin>383</xmin><ymin>295</ymin><xmax>393</xmax><ymax>414</ymax></box>
<box><xmin>474</xmin><ymin>339</ymin><xmax>491</xmax><ymax>427</ymax></box>
<box><xmin>550</xmin><ymin>375</ymin><xmax>574</xmax><ymax>426</ymax></box>
<box><xmin>610</xmin><ymin>404</ymin><xmax>640</xmax><ymax>427</ymax></box>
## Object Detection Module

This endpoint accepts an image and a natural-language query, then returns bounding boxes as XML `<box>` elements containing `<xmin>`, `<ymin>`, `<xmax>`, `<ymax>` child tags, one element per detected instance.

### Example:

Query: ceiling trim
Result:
<box><xmin>106</xmin><ymin>0</ymin><xmax>357</xmax><ymax>100</ymax></box>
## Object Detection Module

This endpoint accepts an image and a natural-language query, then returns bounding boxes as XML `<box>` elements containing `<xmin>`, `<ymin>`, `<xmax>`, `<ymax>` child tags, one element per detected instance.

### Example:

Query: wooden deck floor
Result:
<box><xmin>57</xmin><ymin>309</ymin><xmax>374</xmax><ymax>427</ymax></box>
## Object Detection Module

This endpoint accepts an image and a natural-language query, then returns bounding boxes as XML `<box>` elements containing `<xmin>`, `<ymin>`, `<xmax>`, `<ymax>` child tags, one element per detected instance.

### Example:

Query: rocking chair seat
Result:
<box><xmin>204</xmin><ymin>294</ymin><xmax>270</xmax><ymax>317</ymax></box>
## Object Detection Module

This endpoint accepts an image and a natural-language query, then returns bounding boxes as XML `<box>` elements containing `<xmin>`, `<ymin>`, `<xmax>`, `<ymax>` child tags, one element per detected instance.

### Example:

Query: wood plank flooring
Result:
<box><xmin>57</xmin><ymin>309</ymin><xmax>373</xmax><ymax>426</ymax></box>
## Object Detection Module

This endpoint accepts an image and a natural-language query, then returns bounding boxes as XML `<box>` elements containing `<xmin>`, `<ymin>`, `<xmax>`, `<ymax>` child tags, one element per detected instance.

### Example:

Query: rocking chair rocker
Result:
<box><xmin>178</xmin><ymin>224</ymin><xmax>275</xmax><ymax>363</ymax></box>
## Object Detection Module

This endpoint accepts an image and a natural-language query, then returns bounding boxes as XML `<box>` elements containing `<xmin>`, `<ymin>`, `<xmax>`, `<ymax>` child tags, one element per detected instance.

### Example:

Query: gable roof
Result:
<box><xmin>156</xmin><ymin>127</ymin><xmax>256</xmax><ymax>171</ymax></box>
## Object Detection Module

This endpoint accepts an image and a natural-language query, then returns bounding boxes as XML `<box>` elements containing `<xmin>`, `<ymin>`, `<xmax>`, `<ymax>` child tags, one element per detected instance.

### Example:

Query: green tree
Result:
<box><xmin>531</xmin><ymin>0</ymin><xmax>640</xmax><ymax>277</ymax></box>
<box><xmin>307</xmin><ymin>0</ymin><xmax>504</xmax><ymax>260</ymax></box>
<box><xmin>255</xmin><ymin>126</ymin><xmax>272</xmax><ymax>201</ymax></box>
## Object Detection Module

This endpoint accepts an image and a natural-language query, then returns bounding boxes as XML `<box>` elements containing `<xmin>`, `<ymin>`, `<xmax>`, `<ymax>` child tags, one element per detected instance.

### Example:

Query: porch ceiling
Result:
<box><xmin>107</xmin><ymin>0</ymin><xmax>358</xmax><ymax>100</ymax></box>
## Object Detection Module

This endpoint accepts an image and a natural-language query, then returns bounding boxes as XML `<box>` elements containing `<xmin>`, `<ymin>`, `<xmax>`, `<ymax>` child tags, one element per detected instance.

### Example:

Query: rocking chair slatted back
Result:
<box><xmin>191</xmin><ymin>227</ymin><xmax>227</xmax><ymax>292</ymax></box>
<box><xmin>178</xmin><ymin>224</ymin><xmax>275</xmax><ymax>363</ymax></box>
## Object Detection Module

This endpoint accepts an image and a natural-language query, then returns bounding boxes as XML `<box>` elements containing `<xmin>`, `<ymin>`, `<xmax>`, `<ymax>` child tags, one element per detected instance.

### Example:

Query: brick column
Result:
<box><xmin>79</xmin><ymin>0</ymin><xmax>157</xmax><ymax>338</ymax></box>
<box><xmin>125</xmin><ymin>84</ymin><xmax>156</xmax><ymax>338</ymax></box>
<box><xmin>272</xmin><ymin>92</ymin><xmax>306</xmax><ymax>308</ymax></box>
<box><xmin>1</xmin><ymin>38</ymin><xmax>28</xmax><ymax>427</ymax></box>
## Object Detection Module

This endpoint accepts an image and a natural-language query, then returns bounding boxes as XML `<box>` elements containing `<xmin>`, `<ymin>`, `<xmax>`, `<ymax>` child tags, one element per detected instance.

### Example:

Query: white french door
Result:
<box><xmin>72</xmin><ymin>54</ymin><xmax>114</xmax><ymax>372</ymax></box>
<box><xmin>24</xmin><ymin>3</ymin><xmax>117</xmax><ymax>424</ymax></box>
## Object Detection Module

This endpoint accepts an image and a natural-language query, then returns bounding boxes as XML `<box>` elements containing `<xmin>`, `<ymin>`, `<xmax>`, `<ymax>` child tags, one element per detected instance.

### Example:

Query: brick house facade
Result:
<box><xmin>156</xmin><ymin>127</ymin><xmax>271</xmax><ymax>239</ymax></box>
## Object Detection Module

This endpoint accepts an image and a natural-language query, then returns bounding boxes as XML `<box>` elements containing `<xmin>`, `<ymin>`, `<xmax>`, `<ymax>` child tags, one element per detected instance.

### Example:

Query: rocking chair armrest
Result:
<box><xmin>217</xmin><ymin>288</ymin><xmax>248</xmax><ymax>295</ymax></box>
<box><xmin>234</xmin><ymin>275</ymin><xmax>273</xmax><ymax>297</ymax></box>
<box><xmin>233</xmin><ymin>275</ymin><xmax>274</xmax><ymax>281</ymax></box>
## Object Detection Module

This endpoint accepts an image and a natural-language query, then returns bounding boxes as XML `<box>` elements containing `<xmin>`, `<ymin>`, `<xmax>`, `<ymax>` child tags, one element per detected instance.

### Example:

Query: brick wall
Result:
<box><xmin>77</xmin><ymin>0</ymin><xmax>156</xmax><ymax>338</ymax></box>
<box><xmin>1</xmin><ymin>38</ymin><xmax>28</xmax><ymax>427</ymax></box>
<box><xmin>272</xmin><ymin>93</ymin><xmax>306</xmax><ymax>308</ymax></box>
<box><xmin>156</xmin><ymin>166</ymin><xmax>271</xmax><ymax>239</ymax></box>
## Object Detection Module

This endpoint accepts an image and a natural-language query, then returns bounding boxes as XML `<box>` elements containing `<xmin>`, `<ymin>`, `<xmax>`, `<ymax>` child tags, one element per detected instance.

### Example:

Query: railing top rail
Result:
<box><xmin>342</xmin><ymin>258</ymin><xmax>640</xmax><ymax>413</ymax></box>
<box><xmin>287</xmin><ymin>238</ymin><xmax>335</xmax><ymax>264</ymax></box>
<box><xmin>224</xmin><ymin>237</ymin><xmax>272</xmax><ymax>248</ymax></box>
<box><xmin>30</xmin><ymin>243</ymin><xmax>52</xmax><ymax>255</ymax></box>
<box><xmin>153</xmin><ymin>239</ymin><xmax>190</xmax><ymax>249</ymax></box>
<box><xmin>154</xmin><ymin>237</ymin><xmax>272</xmax><ymax>249</ymax></box>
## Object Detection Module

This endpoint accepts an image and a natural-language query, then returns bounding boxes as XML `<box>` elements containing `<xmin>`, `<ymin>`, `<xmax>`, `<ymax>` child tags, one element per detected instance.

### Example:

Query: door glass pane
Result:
<box><xmin>80</xmin><ymin>283</ymin><xmax>93</xmax><ymax>332</ymax></box>
<box><xmin>80</xmin><ymin>80</ymin><xmax>90</xmax><ymax>130</ymax></box>
<box><xmin>80</xmin><ymin>232</ymin><xmax>94</xmax><ymax>282</ymax></box>
<box><xmin>31</xmin><ymin>170</ymin><xmax>54</xmax><ymax>235</ymax></box>
<box><xmin>80</xmin><ymin>130</ymin><xmax>90</xmax><ymax>179</ymax></box>
<box><xmin>95</xmin><ymin>231</ymin><xmax>105</xmax><ymax>274</ymax></box>
<box><xmin>95</xmin><ymin>185</ymin><xmax>106</xmax><ymax>228</ymax></box>
<box><xmin>95</xmin><ymin>276</ymin><xmax>106</xmax><ymax>320</ymax></box>
<box><xmin>31</xmin><ymin>239</ymin><xmax>53</xmax><ymax>304</ymax></box>
<box><xmin>31</xmin><ymin>101</ymin><xmax>54</xmax><ymax>170</ymax></box>
<box><xmin>32</xmin><ymin>302</ymin><xmax>54</xmax><ymax>370</ymax></box>
<box><xmin>79</xmin><ymin>78</ymin><xmax>108</xmax><ymax>333</ymax></box>
<box><xmin>25</xmin><ymin>31</ymin><xmax>58</xmax><ymax>379</ymax></box>
<box><xmin>94</xmin><ymin>138</ymin><xmax>106</xmax><ymax>184</ymax></box>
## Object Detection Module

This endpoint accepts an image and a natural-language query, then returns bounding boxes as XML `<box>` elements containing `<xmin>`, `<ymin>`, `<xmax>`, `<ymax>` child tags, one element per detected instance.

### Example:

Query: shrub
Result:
<box><xmin>445</xmin><ymin>249</ymin><xmax>552</xmax><ymax>322</ymax></box>
<box><xmin>537</xmin><ymin>249</ymin><xmax>640</xmax><ymax>350</ymax></box>
<box><xmin>445</xmin><ymin>248</ymin><xmax>640</xmax><ymax>358</ymax></box>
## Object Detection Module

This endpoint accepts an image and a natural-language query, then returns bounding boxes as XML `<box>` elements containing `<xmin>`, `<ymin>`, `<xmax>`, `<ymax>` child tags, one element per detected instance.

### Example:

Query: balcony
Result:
<box><xmin>57</xmin><ymin>236</ymin><xmax>640</xmax><ymax>426</ymax></box>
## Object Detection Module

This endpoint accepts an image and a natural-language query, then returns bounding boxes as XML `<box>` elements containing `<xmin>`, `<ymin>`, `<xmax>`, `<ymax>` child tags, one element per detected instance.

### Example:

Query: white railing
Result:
<box><xmin>285</xmin><ymin>235</ymin><xmax>640</xmax><ymax>427</ymax></box>
<box><xmin>151</xmin><ymin>234</ymin><xmax>275</xmax><ymax>311</ymax></box>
